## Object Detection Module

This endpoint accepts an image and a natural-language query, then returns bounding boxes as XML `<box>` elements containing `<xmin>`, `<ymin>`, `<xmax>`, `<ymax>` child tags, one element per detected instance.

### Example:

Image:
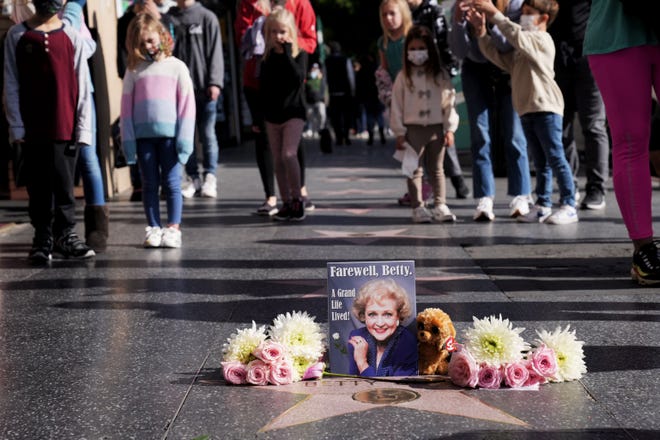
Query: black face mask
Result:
<box><xmin>33</xmin><ymin>0</ymin><xmax>64</xmax><ymax>16</ymax></box>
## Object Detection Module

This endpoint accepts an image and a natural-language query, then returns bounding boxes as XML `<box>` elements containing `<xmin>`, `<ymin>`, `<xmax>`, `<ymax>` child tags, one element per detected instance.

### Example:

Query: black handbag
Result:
<box><xmin>111</xmin><ymin>117</ymin><xmax>127</xmax><ymax>168</ymax></box>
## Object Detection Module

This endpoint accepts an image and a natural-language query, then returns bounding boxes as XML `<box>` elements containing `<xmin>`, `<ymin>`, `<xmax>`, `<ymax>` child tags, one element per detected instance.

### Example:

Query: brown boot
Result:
<box><xmin>84</xmin><ymin>205</ymin><xmax>109</xmax><ymax>252</ymax></box>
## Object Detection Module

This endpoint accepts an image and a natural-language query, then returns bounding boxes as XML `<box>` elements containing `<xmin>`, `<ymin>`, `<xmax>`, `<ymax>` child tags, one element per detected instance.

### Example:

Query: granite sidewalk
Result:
<box><xmin>0</xmin><ymin>137</ymin><xmax>658</xmax><ymax>439</ymax></box>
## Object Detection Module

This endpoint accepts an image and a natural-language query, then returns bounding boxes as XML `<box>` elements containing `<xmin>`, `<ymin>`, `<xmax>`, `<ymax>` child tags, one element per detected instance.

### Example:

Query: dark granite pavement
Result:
<box><xmin>0</xmin><ymin>137</ymin><xmax>658</xmax><ymax>439</ymax></box>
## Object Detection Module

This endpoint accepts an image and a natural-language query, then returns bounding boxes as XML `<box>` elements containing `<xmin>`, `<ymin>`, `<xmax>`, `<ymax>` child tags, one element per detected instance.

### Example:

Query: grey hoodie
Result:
<box><xmin>169</xmin><ymin>2</ymin><xmax>224</xmax><ymax>92</ymax></box>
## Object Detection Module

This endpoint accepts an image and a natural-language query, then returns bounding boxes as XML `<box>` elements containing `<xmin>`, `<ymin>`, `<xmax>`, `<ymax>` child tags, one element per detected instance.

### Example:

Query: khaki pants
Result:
<box><xmin>405</xmin><ymin>124</ymin><xmax>447</xmax><ymax>208</ymax></box>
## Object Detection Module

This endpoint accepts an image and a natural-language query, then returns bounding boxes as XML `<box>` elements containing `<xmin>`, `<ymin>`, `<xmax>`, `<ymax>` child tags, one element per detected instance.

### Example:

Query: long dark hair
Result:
<box><xmin>402</xmin><ymin>25</ymin><xmax>443</xmax><ymax>90</ymax></box>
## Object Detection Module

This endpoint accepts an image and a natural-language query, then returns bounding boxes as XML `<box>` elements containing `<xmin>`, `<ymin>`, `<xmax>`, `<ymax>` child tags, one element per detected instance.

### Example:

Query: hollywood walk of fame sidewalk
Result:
<box><xmin>0</xmin><ymin>136</ymin><xmax>658</xmax><ymax>439</ymax></box>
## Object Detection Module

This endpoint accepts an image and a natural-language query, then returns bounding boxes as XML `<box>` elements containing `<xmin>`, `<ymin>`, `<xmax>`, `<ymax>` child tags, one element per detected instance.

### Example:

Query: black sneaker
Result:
<box><xmin>290</xmin><ymin>198</ymin><xmax>306</xmax><ymax>221</ymax></box>
<box><xmin>273</xmin><ymin>202</ymin><xmax>293</xmax><ymax>221</ymax></box>
<box><xmin>28</xmin><ymin>236</ymin><xmax>52</xmax><ymax>264</ymax></box>
<box><xmin>54</xmin><ymin>233</ymin><xmax>96</xmax><ymax>259</ymax></box>
<box><xmin>631</xmin><ymin>241</ymin><xmax>660</xmax><ymax>285</ymax></box>
<box><xmin>581</xmin><ymin>188</ymin><xmax>606</xmax><ymax>210</ymax></box>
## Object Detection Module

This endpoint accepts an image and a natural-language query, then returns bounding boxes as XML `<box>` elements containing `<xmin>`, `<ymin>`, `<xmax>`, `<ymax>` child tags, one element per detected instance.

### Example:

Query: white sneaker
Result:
<box><xmin>473</xmin><ymin>197</ymin><xmax>495</xmax><ymax>221</ymax></box>
<box><xmin>430</xmin><ymin>204</ymin><xmax>456</xmax><ymax>223</ymax></box>
<box><xmin>545</xmin><ymin>204</ymin><xmax>579</xmax><ymax>225</ymax></box>
<box><xmin>517</xmin><ymin>204</ymin><xmax>552</xmax><ymax>223</ymax></box>
<box><xmin>161</xmin><ymin>226</ymin><xmax>182</xmax><ymax>248</ymax></box>
<box><xmin>412</xmin><ymin>206</ymin><xmax>433</xmax><ymax>223</ymax></box>
<box><xmin>201</xmin><ymin>174</ymin><xmax>217</xmax><ymax>198</ymax></box>
<box><xmin>182</xmin><ymin>177</ymin><xmax>201</xmax><ymax>199</ymax></box>
<box><xmin>509</xmin><ymin>195</ymin><xmax>531</xmax><ymax>217</ymax></box>
<box><xmin>143</xmin><ymin>226</ymin><xmax>162</xmax><ymax>248</ymax></box>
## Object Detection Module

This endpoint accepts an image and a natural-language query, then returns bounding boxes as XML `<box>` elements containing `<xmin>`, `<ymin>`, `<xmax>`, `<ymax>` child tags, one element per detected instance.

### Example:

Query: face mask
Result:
<box><xmin>407</xmin><ymin>49</ymin><xmax>429</xmax><ymax>66</ymax></box>
<box><xmin>519</xmin><ymin>14</ymin><xmax>539</xmax><ymax>32</ymax></box>
<box><xmin>310</xmin><ymin>70</ymin><xmax>319</xmax><ymax>79</ymax></box>
<box><xmin>32</xmin><ymin>0</ymin><xmax>64</xmax><ymax>16</ymax></box>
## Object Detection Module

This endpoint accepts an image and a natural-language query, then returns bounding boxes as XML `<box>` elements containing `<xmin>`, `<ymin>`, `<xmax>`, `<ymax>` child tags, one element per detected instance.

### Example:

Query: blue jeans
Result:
<box><xmin>461</xmin><ymin>60</ymin><xmax>530</xmax><ymax>198</ymax></box>
<box><xmin>137</xmin><ymin>138</ymin><xmax>183</xmax><ymax>226</ymax></box>
<box><xmin>185</xmin><ymin>92</ymin><xmax>219</xmax><ymax>179</ymax></box>
<box><xmin>78</xmin><ymin>98</ymin><xmax>105</xmax><ymax>206</ymax></box>
<box><xmin>521</xmin><ymin>112</ymin><xmax>575</xmax><ymax>207</ymax></box>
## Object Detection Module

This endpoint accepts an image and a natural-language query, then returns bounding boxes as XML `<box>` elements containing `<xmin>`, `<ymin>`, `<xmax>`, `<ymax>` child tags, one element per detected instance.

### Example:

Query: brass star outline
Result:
<box><xmin>257</xmin><ymin>378</ymin><xmax>528</xmax><ymax>432</ymax></box>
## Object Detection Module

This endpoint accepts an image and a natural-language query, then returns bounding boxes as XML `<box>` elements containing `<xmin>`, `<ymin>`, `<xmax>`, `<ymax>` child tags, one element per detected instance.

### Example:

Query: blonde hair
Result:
<box><xmin>11</xmin><ymin>0</ymin><xmax>35</xmax><ymax>24</ymax></box>
<box><xmin>263</xmin><ymin>6</ymin><xmax>299</xmax><ymax>59</ymax></box>
<box><xmin>126</xmin><ymin>13</ymin><xmax>173</xmax><ymax>70</ymax></box>
<box><xmin>379</xmin><ymin>0</ymin><xmax>412</xmax><ymax>49</ymax></box>
<box><xmin>351</xmin><ymin>279</ymin><xmax>413</xmax><ymax>323</ymax></box>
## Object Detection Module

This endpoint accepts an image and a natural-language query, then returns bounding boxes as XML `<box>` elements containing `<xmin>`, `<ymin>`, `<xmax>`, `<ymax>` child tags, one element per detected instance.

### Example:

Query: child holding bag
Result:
<box><xmin>390</xmin><ymin>25</ymin><xmax>460</xmax><ymax>223</ymax></box>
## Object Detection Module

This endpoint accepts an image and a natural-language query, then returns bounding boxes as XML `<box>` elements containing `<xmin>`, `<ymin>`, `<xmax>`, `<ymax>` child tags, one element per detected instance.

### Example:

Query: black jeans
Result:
<box><xmin>555</xmin><ymin>55</ymin><xmax>610</xmax><ymax>193</ymax></box>
<box><xmin>25</xmin><ymin>141</ymin><xmax>78</xmax><ymax>240</ymax></box>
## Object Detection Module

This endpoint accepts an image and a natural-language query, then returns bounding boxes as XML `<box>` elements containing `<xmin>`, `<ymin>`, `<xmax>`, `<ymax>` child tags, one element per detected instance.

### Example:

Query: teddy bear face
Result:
<box><xmin>416</xmin><ymin>309</ymin><xmax>456</xmax><ymax>345</ymax></box>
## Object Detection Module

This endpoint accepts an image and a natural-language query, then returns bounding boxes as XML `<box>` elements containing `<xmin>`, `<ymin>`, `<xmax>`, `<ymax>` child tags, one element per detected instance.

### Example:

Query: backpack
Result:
<box><xmin>240</xmin><ymin>16</ymin><xmax>266</xmax><ymax>60</ymax></box>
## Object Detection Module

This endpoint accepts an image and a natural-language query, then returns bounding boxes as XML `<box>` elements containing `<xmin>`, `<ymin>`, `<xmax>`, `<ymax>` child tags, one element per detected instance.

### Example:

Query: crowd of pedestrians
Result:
<box><xmin>2</xmin><ymin>0</ymin><xmax>659</xmax><ymax>284</ymax></box>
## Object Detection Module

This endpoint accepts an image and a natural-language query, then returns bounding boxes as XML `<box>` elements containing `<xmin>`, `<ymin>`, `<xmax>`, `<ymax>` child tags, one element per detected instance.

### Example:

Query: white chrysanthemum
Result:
<box><xmin>290</xmin><ymin>355</ymin><xmax>315</xmax><ymax>381</ymax></box>
<box><xmin>464</xmin><ymin>315</ymin><xmax>529</xmax><ymax>366</ymax></box>
<box><xmin>535</xmin><ymin>325</ymin><xmax>586</xmax><ymax>382</ymax></box>
<box><xmin>268</xmin><ymin>311</ymin><xmax>325</xmax><ymax>360</ymax></box>
<box><xmin>222</xmin><ymin>321</ymin><xmax>267</xmax><ymax>364</ymax></box>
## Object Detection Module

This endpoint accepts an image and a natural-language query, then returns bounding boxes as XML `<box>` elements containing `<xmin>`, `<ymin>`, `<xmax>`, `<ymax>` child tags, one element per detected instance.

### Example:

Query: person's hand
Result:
<box><xmin>466</xmin><ymin>8</ymin><xmax>487</xmax><ymax>37</ymax></box>
<box><xmin>139</xmin><ymin>0</ymin><xmax>161</xmax><ymax>19</ymax></box>
<box><xmin>348</xmin><ymin>335</ymin><xmax>369</xmax><ymax>372</ymax></box>
<box><xmin>207</xmin><ymin>85</ymin><xmax>221</xmax><ymax>101</ymax></box>
<box><xmin>454</xmin><ymin>0</ymin><xmax>473</xmax><ymax>22</ymax></box>
<box><xmin>444</xmin><ymin>131</ymin><xmax>455</xmax><ymax>147</ymax></box>
<box><xmin>395</xmin><ymin>135</ymin><xmax>406</xmax><ymax>150</ymax></box>
<box><xmin>471</xmin><ymin>0</ymin><xmax>499</xmax><ymax>19</ymax></box>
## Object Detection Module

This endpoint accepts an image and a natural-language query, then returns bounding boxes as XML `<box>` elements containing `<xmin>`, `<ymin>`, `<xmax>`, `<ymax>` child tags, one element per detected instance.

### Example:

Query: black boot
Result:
<box><xmin>84</xmin><ymin>205</ymin><xmax>109</xmax><ymax>252</ymax></box>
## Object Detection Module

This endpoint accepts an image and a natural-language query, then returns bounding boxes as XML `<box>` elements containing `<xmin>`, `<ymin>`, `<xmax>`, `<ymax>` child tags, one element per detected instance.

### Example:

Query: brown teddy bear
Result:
<box><xmin>417</xmin><ymin>308</ymin><xmax>456</xmax><ymax>375</ymax></box>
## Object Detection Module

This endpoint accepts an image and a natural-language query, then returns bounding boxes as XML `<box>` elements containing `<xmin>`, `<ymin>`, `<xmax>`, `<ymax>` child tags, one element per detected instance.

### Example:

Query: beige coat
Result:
<box><xmin>478</xmin><ymin>12</ymin><xmax>564</xmax><ymax>117</ymax></box>
<box><xmin>389</xmin><ymin>67</ymin><xmax>460</xmax><ymax>138</ymax></box>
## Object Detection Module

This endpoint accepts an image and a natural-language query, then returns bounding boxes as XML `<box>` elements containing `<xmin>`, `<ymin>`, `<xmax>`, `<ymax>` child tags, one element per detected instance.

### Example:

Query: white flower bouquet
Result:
<box><xmin>221</xmin><ymin>311</ymin><xmax>326</xmax><ymax>385</ymax></box>
<box><xmin>448</xmin><ymin>315</ymin><xmax>586</xmax><ymax>389</ymax></box>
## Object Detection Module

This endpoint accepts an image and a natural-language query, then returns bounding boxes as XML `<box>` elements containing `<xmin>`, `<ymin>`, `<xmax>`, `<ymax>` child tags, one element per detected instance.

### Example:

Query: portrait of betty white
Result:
<box><xmin>347</xmin><ymin>278</ymin><xmax>418</xmax><ymax>377</ymax></box>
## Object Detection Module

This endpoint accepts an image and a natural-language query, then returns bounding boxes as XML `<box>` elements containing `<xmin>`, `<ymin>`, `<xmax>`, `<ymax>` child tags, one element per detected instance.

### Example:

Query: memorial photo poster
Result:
<box><xmin>327</xmin><ymin>260</ymin><xmax>416</xmax><ymax>375</ymax></box>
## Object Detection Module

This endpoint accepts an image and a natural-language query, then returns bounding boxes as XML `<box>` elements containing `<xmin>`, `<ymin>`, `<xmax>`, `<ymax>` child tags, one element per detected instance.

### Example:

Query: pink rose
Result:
<box><xmin>221</xmin><ymin>361</ymin><xmax>248</xmax><ymax>385</ymax></box>
<box><xmin>528</xmin><ymin>345</ymin><xmax>558</xmax><ymax>379</ymax></box>
<box><xmin>477</xmin><ymin>364</ymin><xmax>502</xmax><ymax>389</ymax></box>
<box><xmin>246</xmin><ymin>360</ymin><xmax>269</xmax><ymax>385</ymax></box>
<box><xmin>253</xmin><ymin>341</ymin><xmax>287</xmax><ymax>364</ymax></box>
<box><xmin>448</xmin><ymin>345</ymin><xmax>479</xmax><ymax>388</ymax></box>
<box><xmin>503</xmin><ymin>362</ymin><xmax>530</xmax><ymax>388</ymax></box>
<box><xmin>268</xmin><ymin>360</ymin><xmax>295</xmax><ymax>385</ymax></box>
<box><xmin>302</xmin><ymin>362</ymin><xmax>325</xmax><ymax>380</ymax></box>
<box><xmin>523</xmin><ymin>360</ymin><xmax>548</xmax><ymax>387</ymax></box>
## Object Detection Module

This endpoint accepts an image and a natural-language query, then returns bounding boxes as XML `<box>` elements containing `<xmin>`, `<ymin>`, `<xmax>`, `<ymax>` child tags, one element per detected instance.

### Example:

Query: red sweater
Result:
<box><xmin>235</xmin><ymin>0</ymin><xmax>317</xmax><ymax>89</ymax></box>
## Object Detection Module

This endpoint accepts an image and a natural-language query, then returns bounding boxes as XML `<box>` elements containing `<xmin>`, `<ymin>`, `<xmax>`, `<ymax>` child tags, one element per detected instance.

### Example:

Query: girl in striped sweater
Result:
<box><xmin>121</xmin><ymin>13</ymin><xmax>196</xmax><ymax>248</ymax></box>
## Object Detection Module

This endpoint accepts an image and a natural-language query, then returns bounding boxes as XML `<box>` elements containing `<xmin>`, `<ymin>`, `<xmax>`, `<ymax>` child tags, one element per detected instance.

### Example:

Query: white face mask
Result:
<box><xmin>407</xmin><ymin>49</ymin><xmax>429</xmax><ymax>66</ymax></box>
<box><xmin>519</xmin><ymin>14</ymin><xmax>539</xmax><ymax>31</ymax></box>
